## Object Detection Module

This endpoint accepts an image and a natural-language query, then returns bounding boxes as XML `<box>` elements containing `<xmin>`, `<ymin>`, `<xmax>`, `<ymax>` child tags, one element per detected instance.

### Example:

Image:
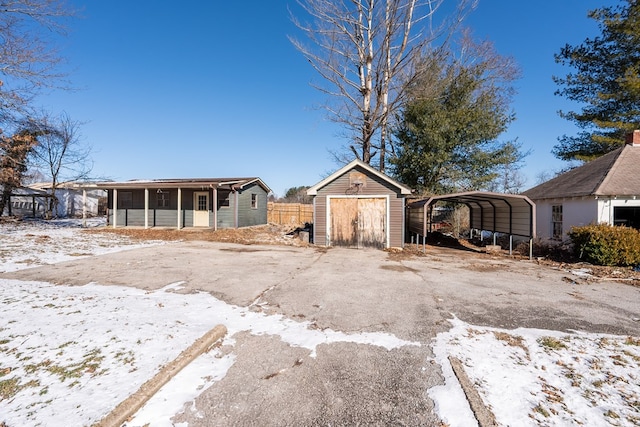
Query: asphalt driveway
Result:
<box><xmin>4</xmin><ymin>241</ymin><xmax>640</xmax><ymax>425</ymax></box>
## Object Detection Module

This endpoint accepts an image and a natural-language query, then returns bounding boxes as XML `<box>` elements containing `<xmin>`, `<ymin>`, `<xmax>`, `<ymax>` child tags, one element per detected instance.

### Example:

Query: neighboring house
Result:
<box><xmin>91</xmin><ymin>177</ymin><xmax>271</xmax><ymax>229</ymax></box>
<box><xmin>523</xmin><ymin>131</ymin><xmax>640</xmax><ymax>240</ymax></box>
<box><xmin>306</xmin><ymin>159</ymin><xmax>412</xmax><ymax>249</ymax></box>
<box><xmin>1</xmin><ymin>186</ymin><xmax>49</xmax><ymax>217</ymax></box>
<box><xmin>28</xmin><ymin>182</ymin><xmax>105</xmax><ymax>218</ymax></box>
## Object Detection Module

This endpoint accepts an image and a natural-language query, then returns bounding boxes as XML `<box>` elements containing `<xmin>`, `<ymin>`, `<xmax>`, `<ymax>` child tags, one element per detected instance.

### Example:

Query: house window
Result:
<box><xmin>251</xmin><ymin>194</ymin><xmax>258</xmax><ymax>209</ymax></box>
<box><xmin>197</xmin><ymin>194</ymin><xmax>207</xmax><ymax>211</ymax></box>
<box><xmin>552</xmin><ymin>205</ymin><xmax>563</xmax><ymax>239</ymax></box>
<box><xmin>118</xmin><ymin>191</ymin><xmax>132</xmax><ymax>209</ymax></box>
<box><xmin>218</xmin><ymin>191</ymin><xmax>230</xmax><ymax>208</ymax></box>
<box><xmin>157</xmin><ymin>191</ymin><xmax>170</xmax><ymax>208</ymax></box>
<box><xmin>614</xmin><ymin>206</ymin><xmax>640</xmax><ymax>229</ymax></box>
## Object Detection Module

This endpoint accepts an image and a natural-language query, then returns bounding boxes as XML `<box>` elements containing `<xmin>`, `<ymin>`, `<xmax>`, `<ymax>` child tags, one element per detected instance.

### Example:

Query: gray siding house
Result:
<box><xmin>94</xmin><ymin>177</ymin><xmax>271</xmax><ymax>229</ymax></box>
<box><xmin>307</xmin><ymin>159</ymin><xmax>412</xmax><ymax>249</ymax></box>
<box><xmin>523</xmin><ymin>131</ymin><xmax>640</xmax><ymax>240</ymax></box>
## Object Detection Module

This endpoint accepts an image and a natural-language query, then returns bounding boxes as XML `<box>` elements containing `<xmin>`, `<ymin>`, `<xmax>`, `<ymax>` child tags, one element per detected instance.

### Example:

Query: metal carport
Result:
<box><xmin>406</xmin><ymin>191</ymin><xmax>536</xmax><ymax>258</ymax></box>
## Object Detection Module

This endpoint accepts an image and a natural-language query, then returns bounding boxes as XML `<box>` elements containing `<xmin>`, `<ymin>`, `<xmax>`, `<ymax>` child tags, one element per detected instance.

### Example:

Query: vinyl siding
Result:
<box><xmin>106</xmin><ymin>186</ymin><xmax>268</xmax><ymax>229</ymax></box>
<box><xmin>237</xmin><ymin>183</ymin><xmax>268</xmax><ymax>227</ymax></box>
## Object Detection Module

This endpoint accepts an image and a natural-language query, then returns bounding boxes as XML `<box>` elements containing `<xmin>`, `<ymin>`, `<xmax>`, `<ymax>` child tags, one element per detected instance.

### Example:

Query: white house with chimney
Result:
<box><xmin>523</xmin><ymin>131</ymin><xmax>640</xmax><ymax>240</ymax></box>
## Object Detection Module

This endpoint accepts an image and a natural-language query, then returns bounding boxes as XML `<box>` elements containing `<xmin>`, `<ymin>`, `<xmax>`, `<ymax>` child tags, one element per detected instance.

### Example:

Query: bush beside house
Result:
<box><xmin>569</xmin><ymin>224</ymin><xmax>640</xmax><ymax>267</ymax></box>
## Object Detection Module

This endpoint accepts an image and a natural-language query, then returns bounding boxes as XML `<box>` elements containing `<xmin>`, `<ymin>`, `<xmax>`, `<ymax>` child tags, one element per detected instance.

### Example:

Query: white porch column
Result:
<box><xmin>144</xmin><ymin>188</ymin><xmax>149</xmax><ymax>229</ymax></box>
<box><xmin>177</xmin><ymin>188</ymin><xmax>182</xmax><ymax>229</ymax></box>
<box><xmin>112</xmin><ymin>189</ymin><xmax>118</xmax><ymax>228</ymax></box>
<box><xmin>234</xmin><ymin>191</ymin><xmax>239</xmax><ymax>228</ymax></box>
<box><xmin>82</xmin><ymin>189</ymin><xmax>87</xmax><ymax>228</ymax></box>
<box><xmin>213</xmin><ymin>187</ymin><xmax>218</xmax><ymax>231</ymax></box>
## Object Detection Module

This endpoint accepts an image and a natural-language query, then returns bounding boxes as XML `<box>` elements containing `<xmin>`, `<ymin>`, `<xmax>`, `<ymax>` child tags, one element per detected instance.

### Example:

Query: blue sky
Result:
<box><xmin>39</xmin><ymin>0</ymin><xmax>617</xmax><ymax>197</ymax></box>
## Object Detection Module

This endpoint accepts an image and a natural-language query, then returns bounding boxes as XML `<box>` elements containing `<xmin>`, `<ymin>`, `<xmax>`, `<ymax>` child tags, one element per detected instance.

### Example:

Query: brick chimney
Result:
<box><xmin>625</xmin><ymin>130</ymin><xmax>640</xmax><ymax>146</ymax></box>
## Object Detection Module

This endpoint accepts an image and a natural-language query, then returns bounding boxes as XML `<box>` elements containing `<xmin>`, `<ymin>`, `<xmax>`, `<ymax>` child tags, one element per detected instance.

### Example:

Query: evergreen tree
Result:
<box><xmin>554</xmin><ymin>0</ymin><xmax>640</xmax><ymax>161</ymax></box>
<box><xmin>391</xmin><ymin>36</ymin><xmax>524</xmax><ymax>194</ymax></box>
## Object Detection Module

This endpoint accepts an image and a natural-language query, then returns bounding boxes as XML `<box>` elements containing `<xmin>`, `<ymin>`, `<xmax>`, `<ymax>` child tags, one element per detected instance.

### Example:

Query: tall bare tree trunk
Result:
<box><xmin>291</xmin><ymin>0</ymin><xmax>473</xmax><ymax>170</ymax></box>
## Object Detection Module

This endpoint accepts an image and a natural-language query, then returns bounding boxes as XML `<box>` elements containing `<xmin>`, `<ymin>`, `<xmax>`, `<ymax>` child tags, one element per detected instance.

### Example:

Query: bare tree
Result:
<box><xmin>290</xmin><ymin>0</ymin><xmax>474</xmax><ymax>171</ymax></box>
<box><xmin>0</xmin><ymin>0</ymin><xmax>74</xmax><ymax>126</ymax></box>
<box><xmin>27</xmin><ymin>112</ymin><xmax>92</xmax><ymax>218</ymax></box>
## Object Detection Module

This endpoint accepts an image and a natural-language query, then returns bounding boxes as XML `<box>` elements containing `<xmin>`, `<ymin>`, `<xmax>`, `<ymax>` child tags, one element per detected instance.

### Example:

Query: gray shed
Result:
<box><xmin>307</xmin><ymin>160</ymin><xmax>412</xmax><ymax>249</ymax></box>
<box><xmin>92</xmin><ymin>177</ymin><xmax>271</xmax><ymax>229</ymax></box>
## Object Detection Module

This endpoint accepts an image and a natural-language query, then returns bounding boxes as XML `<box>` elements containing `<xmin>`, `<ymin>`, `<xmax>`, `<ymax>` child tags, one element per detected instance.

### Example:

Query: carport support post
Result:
<box><xmin>529</xmin><ymin>238</ymin><xmax>533</xmax><ymax>260</ymax></box>
<box><xmin>509</xmin><ymin>235</ymin><xmax>513</xmax><ymax>255</ymax></box>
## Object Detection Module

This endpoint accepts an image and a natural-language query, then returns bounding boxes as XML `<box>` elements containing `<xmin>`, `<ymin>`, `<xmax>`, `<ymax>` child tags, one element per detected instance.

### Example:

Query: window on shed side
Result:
<box><xmin>119</xmin><ymin>191</ymin><xmax>132</xmax><ymax>209</ymax></box>
<box><xmin>157</xmin><ymin>191</ymin><xmax>170</xmax><ymax>208</ymax></box>
<box><xmin>251</xmin><ymin>193</ymin><xmax>257</xmax><ymax>209</ymax></box>
<box><xmin>552</xmin><ymin>205</ymin><xmax>563</xmax><ymax>239</ymax></box>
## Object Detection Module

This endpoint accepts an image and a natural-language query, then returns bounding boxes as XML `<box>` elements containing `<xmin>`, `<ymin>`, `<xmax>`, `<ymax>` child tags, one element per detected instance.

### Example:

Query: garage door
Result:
<box><xmin>330</xmin><ymin>197</ymin><xmax>386</xmax><ymax>248</ymax></box>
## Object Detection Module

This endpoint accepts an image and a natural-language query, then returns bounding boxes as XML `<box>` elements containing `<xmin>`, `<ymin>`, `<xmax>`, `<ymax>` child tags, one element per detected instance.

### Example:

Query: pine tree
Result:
<box><xmin>554</xmin><ymin>0</ymin><xmax>640</xmax><ymax>161</ymax></box>
<box><xmin>391</xmin><ymin>36</ymin><xmax>524</xmax><ymax>194</ymax></box>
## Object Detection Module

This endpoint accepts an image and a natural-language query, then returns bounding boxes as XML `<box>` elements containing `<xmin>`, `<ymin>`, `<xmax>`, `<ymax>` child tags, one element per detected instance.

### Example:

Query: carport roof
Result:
<box><xmin>408</xmin><ymin>191</ymin><xmax>536</xmax><ymax>238</ymax></box>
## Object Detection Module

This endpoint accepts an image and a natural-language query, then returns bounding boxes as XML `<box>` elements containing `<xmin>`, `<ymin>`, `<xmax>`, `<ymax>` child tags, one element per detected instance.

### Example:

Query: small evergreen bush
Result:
<box><xmin>569</xmin><ymin>224</ymin><xmax>640</xmax><ymax>267</ymax></box>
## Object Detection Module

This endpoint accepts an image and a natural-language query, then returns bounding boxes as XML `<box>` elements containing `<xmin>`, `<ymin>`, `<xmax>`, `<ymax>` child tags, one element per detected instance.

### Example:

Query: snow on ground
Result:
<box><xmin>0</xmin><ymin>218</ymin><xmax>164</xmax><ymax>273</ymax></box>
<box><xmin>1</xmin><ymin>219</ymin><xmax>639</xmax><ymax>426</ymax></box>
<box><xmin>430</xmin><ymin>317</ymin><xmax>640</xmax><ymax>427</ymax></box>
<box><xmin>0</xmin><ymin>279</ymin><xmax>418</xmax><ymax>426</ymax></box>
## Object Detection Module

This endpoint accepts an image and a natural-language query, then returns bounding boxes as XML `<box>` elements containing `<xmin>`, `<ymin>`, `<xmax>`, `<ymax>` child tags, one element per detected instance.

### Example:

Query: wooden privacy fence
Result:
<box><xmin>268</xmin><ymin>202</ymin><xmax>313</xmax><ymax>225</ymax></box>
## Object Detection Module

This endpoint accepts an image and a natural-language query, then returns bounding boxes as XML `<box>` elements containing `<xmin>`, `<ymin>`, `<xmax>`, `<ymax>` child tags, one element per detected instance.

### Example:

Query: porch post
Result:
<box><xmin>177</xmin><ymin>188</ymin><xmax>182</xmax><ymax>229</ymax></box>
<box><xmin>213</xmin><ymin>187</ymin><xmax>218</xmax><ymax>231</ymax></box>
<box><xmin>144</xmin><ymin>188</ymin><xmax>149</xmax><ymax>229</ymax></box>
<box><xmin>113</xmin><ymin>189</ymin><xmax>118</xmax><ymax>228</ymax></box>
<box><xmin>82</xmin><ymin>189</ymin><xmax>87</xmax><ymax>228</ymax></box>
<box><xmin>234</xmin><ymin>191</ymin><xmax>239</xmax><ymax>228</ymax></box>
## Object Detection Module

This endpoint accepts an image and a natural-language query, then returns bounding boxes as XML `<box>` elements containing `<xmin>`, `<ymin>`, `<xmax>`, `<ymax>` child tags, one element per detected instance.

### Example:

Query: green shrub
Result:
<box><xmin>569</xmin><ymin>224</ymin><xmax>640</xmax><ymax>266</ymax></box>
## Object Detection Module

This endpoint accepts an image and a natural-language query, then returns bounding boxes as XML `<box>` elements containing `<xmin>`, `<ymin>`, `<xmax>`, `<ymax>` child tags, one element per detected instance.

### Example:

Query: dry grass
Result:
<box><xmin>83</xmin><ymin>224</ymin><xmax>307</xmax><ymax>246</ymax></box>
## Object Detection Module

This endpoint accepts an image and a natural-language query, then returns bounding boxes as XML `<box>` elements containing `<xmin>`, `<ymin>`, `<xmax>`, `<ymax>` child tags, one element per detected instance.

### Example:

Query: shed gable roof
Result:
<box><xmin>306</xmin><ymin>159</ymin><xmax>412</xmax><ymax>196</ymax></box>
<box><xmin>523</xmin><ymin>145</ymin><xmax>640</xmax><ymax>200</ymax></box>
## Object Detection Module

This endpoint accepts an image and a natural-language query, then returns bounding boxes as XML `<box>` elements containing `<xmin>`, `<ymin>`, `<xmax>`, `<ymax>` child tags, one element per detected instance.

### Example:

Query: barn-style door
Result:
<box><xmin>330</xmin><ymin>197</ymin><xmax>386</xmax><ymax>248</ymax></box>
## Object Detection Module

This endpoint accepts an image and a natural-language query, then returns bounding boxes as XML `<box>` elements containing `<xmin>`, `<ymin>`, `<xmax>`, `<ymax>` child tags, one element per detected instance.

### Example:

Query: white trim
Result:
<box><xmin>326</xmin><ymin>194</ymin><xmax>391</xmax><ymax>248</ymax></box>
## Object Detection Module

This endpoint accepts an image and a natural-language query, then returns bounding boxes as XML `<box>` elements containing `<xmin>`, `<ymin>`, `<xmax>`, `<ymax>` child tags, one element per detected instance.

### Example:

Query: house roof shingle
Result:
<box><xmin>84</xmin><ymin>177</ymin><xmax>271</xmax><ymax>193</ymax></box>
<box><xmin>522</xmin><ymin>144</ymin><xmax>640</xmax><ymax>200</ymax></box>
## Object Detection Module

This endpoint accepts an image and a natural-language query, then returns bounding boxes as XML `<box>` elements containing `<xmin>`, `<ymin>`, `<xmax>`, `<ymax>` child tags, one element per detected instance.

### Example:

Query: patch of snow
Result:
<box><xmin>0</xmin><ymin>218</ymin><xmax>164</xmax><ymax>273</ymax></box>
<box><xmin>430</xmin><ymin>317</ymin><xmax>640</xmax><ymax>426</ymax></box>
<box><xmin>571</xmin><ymin>268</ymin><xmax>593</xmax><ymax>278</ymax></box>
